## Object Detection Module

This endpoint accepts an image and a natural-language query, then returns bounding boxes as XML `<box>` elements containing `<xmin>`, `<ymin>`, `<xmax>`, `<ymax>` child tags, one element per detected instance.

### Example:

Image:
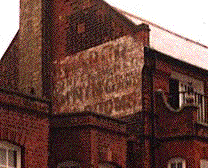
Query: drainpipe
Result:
<box><xmin>144</xmin><ymin>47</ymin><xmax>156</xmax><ymax>168</ymax></box>
<box><xmin>150</xmin><ymin>63</ymin><xmax>156</xmax><ymax>168</ymax></box>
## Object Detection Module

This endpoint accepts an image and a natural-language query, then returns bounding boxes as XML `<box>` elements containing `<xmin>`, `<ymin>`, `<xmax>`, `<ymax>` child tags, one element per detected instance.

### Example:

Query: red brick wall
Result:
<box><xmin>97</xmin><ymin>130</ymin><xmax>127</xmax><ymax>167</ymax></box>
<box><xmin>50</xmin><ymin>0</ymin><xmax>132</xmax><ymax>62</ymax></box>
<box><xmin>155</xmin><ymin>140</ymin><xmax>196</xmax><ymax>167</ymax></box>
<box><xmin>154</xmin><ymin>140</ymin><xmax>208</xmax><ymax>168</ymax></box>
<box><xmin>50</xmin><ymin>127</ymin><xmax>127</xmax><ymax>168</ymax></box>
<box><xmin>0</xmin><ymin>104</ymin><xmax>49</xmax><ymax>168</ymax></box>
<box><xmin>50</xmin><ymin>127</ymin><xmax>91</xmax><ymax>167</ymax></box>
<box><xmin>49</xmin><ymin>113</ymin><xmax>127</xmax><ymax>168</ymax></box>
<box><xmin>155</xmin><ymin>92</ymin><xmax>197</xmax><ymax>138</ymax></box>
<box><xmin>142</xmin><ymin>50</ymin><xmax>208</xmax><ymax>168</ymax></box>
<box><xmin>204</xmin><ymin>81</ymin><xmax>208</xmax><ymax>123</ymax></box>
<box><xmin>154</xmin><ymin>59</ymin><xmax>171</xmax><ymax>95</ymax></box>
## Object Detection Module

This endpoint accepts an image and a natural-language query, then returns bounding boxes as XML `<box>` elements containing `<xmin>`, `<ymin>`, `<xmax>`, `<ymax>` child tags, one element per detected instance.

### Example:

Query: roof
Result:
<box><xmin>115</xmin><ymin>8</ymin><xmax>208</xmax><ymax>71</ymax></box>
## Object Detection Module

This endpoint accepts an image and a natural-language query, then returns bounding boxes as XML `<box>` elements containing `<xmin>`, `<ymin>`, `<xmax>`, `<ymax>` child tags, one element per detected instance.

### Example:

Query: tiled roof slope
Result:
<box><xmin>115</xmin><ymin>8</ymin><xmax>208</xmax><ymax>71</ymax></box>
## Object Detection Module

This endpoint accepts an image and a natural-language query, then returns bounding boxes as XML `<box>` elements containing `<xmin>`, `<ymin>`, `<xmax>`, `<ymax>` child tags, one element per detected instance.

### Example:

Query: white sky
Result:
<box><xmin>0</xmin><ymin>0</ymin><xmax>208</xmax><ymax>58</ymax></box>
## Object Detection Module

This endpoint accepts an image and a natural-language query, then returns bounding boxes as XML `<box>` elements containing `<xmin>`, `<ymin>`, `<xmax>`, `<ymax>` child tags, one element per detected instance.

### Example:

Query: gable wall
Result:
<box><xmin>53</xmin><ymin>35</ymin><xmax>144</xmax><ymax>116</ymax></box>
<box><xmin>50</xmin><ymin>0</ymin><xmax>148</xmax><ymax>116</ymax></box>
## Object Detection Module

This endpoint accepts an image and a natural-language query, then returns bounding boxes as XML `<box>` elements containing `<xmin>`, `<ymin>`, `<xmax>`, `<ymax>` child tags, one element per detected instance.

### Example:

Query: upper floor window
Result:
<box><xmin>168</xmin><ymin>158</ymin><xmax>185</xmax><ymax>168</ymax></box>
<box><xmin>0</xmin><ymin>141</ymin><xmax>21</xmax><ymax>168</ymax></box>
<box><xmin>169</xmin><ymin>72</ymin><xmax>205</xmax><ymax>122</ymax></box>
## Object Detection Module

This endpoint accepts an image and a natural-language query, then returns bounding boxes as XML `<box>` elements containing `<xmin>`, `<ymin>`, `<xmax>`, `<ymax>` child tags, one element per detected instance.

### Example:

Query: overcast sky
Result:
<box><xmin>0</xmin><ymin>0</ymin><xmax>207</xmax><ymax>58</ymax></box>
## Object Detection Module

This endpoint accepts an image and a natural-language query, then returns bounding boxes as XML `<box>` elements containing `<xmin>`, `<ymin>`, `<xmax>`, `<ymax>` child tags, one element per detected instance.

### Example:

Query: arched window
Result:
<box><xmin>168</xmin><ymin>158</ymin><xmax>186</xmax><ymax>168</ymax></box>
<box><xmin>57</xmin><ymin>161</ymin><xmax>80</xmax><ymax>168</ymax></box>
<box><xmin>98</xmin><ymin>161</ymin><xmax>122</xmax><ymax>168</ymax></box>
<box><xmin>0</xmin><ymin>141</ymin><xmax>21</xmax><ymax>168</ymax></box>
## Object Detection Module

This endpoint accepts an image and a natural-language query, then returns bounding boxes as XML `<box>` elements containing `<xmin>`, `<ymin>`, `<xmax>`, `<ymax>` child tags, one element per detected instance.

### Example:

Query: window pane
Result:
<box><xmin>178</xmin><ymin>162</ymin><xmax>182</xmax><ymax>168</ymax></box>
<box><xmin>177</xmin><ymin>163</ymin><xmax>182</xmax><ymax>168</ymax></box>
<box><xmin>171</xmin><ymin>163</ymin><xmax>176</xmax><ymax>168</ymax></box>
<box><xmin>8</xmin><ymin>150</ymin><xmax>17</xmax><ymax>168</ymax></box>
<box><xmin>169</xmin><ymin>78</ymin><xmax>179</xmax><ymax>109</ymax></box>
<box><xmin>0</xmin><ymin>148</ymin><xmax>6</xmax><ymax>166</ymax></box>
<box><xmin>201</xmin><ymin>159</ymin><xmax>208</xmax><ymax>168</ymax></box>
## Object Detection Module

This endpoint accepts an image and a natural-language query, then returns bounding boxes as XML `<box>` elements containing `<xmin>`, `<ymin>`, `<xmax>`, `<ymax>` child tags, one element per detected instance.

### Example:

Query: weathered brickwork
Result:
<box><xmin>53</xmin><ymin>35</ymin><xmax>144</xmax><ymax>116</ymax></box>
<box><xmin>19</xmin><ymin>0</ymin><xmax>42</xmax><ymax>97</ymax></box>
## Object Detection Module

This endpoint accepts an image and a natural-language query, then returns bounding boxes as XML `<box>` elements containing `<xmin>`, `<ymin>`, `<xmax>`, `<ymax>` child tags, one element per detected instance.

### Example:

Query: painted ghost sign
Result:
<box><xmin>53</xmin><ymin>35</ymin><xmax>144</xmax><ymax>116</ymax></box>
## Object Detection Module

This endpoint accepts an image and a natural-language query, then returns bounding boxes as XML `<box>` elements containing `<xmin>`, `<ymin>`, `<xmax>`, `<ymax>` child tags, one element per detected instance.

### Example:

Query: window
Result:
<box><xmin>0</xmin><ymin>141</ymin><xmax>21</xmax><ymax>168</ymax></box>
<box><xmin>200</xmin><ymin>159</ymin><xmax>208</xmax><ymax>168</ymax></box>
<box><xmin>169</xmin><ymin>72</ymin><xmax>205</xmax><ymax>122</ymax></box>
<box><xmin>169</xmin><ymin>78</ymin><xmax>179</xmax><ymax>109</ymax></box>
<box><xmin>57</xmin><ymin>161</ymin><xmax>80</xmax><ymax>168</ymax></box>
<box><xmin>98</xmin><ymin>162</ymin><xmax>121</xmax><ymax>168</ymax></box>
<box><xmin>168</xmin><ymin>158</ymin><xmax>185</xmax><ymax>168</ymax></box>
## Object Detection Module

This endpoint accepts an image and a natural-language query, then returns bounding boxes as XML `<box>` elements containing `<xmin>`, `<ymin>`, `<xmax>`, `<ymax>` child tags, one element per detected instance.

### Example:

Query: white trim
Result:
<box><xmin>171</xmin><ymin>72</ymin><xmax>204</xmax><ymax>94</ymax></box>
<box><xmin>0</xmin><ymin>141</ymin><xmax>21</xmax><ymax>168</ymax></box>
<box><xmin>168</xmin><ymin>158</ymin><xmax>186</xmax><ymax>168</ymax></box>
<box><xmin>171</xmin><ymin>71</ymin><xmax>206</xmax><ymax>123</ymax></box>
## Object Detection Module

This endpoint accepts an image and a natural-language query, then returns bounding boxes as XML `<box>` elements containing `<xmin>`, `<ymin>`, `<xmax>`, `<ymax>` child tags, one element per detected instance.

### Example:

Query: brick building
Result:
<box><xmin>1</xmin><ymin>0</ymin><xmax>208</xmax><ymax>167</ymax></box>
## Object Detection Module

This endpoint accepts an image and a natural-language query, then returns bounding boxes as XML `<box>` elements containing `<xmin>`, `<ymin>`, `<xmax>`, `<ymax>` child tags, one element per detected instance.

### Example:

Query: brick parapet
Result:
<box><xmin>0</xmin><ymin>89</ymin><xmax>50</xmax><ymax>114</ymax></box>
<box><xmin>50</xmin><ymin>111</ymin><xmax>126</xmax><ymax>134</ymax></box>
<box><xmin>49</xmin><ymin>112</ymin><xmax>127</xmax><ymax>168</ymax></box>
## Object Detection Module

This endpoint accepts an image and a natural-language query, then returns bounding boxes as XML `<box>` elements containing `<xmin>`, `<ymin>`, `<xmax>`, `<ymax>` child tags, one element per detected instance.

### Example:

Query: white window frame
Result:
<box><xmin>168</xmin><ymin>158</ymin><xmax>186</xmax><ymax>168</ymax></box>
<box><xmin>200</xmin><ymin>159</ymin><xmax>208</xmax><ymax>168</ymax></box>
<box><xmin>171</xmin><ymin>72</ymin><xmax>205</xmax><ymax>122</ymax></box>
<box><xmin>57</xmin><ymin>161</ymin><xmax>80</xmax><ymax>168</ymax></box>
<box><xmin>0</xmin><ymin>141</ymin><xmax>21</xmax><ymax>168</ymax></box>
